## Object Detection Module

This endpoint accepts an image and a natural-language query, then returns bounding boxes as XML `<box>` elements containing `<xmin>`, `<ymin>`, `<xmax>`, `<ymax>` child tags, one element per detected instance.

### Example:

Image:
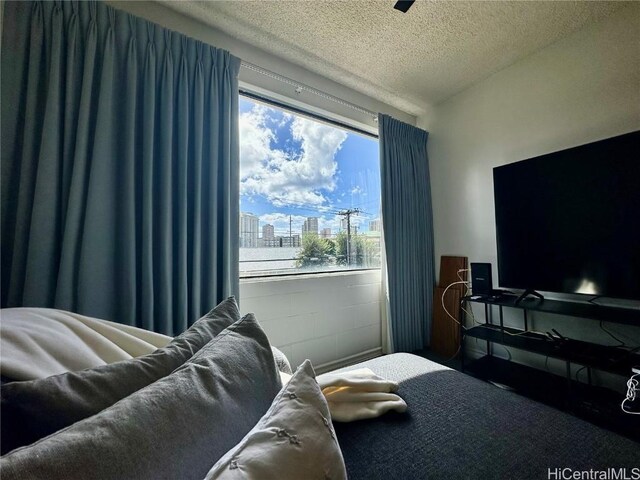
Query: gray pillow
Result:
<box><xmin>0</xmin><ymin>314</ymin><xmax>282</xmax><ymax>480</ymax></box>
<box><xmin>1</xmin><ymin>296</ymin><xmax>240</xmax><ymax>455</ymax></box>
<box><xmin>271</xmin><ymin>346</ymin><xmax>292</xmax><ymax>374</ymax></box>
<box><xmin>205</xmin><ymin>359</ymin><xmax>347</xmax><ymax>480</ymax></box>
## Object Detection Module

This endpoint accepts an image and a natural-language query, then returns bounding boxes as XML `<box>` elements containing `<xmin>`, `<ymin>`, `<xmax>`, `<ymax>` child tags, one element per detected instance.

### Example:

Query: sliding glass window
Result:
<box><xmin>239</xmin><ymin>94</ymin><xmax>381</xmax><ymax>278</ymax></box>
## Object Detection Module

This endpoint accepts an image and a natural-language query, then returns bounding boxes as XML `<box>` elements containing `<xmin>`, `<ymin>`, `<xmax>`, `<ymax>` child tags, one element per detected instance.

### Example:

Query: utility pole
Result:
<box><xmin>289</xmin><ymin>214</ymin><xmax>292</xmax><ymax>247</ymax></box>
<box><xmin>337</xmin><ymin>208</ymin><xmax>361</xmax><ymax>265</ymax></box>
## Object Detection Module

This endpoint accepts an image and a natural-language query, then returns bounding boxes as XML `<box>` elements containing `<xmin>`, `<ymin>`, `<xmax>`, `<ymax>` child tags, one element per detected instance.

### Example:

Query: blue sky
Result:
<box><xmin>239</xmin><ymin>97</ymin><xmax>380</xmax><ymax>237</ymax></box>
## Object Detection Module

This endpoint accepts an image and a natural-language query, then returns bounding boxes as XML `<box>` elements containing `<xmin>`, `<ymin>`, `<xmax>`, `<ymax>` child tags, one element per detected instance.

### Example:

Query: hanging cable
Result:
<box><xmin>441</xmin><ymin>281</ymin><xmax>469</xmax><ymax>328</ymax></box>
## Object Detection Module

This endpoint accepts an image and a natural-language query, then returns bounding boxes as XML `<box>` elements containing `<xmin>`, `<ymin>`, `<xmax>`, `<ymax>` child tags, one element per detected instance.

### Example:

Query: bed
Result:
<box><xmin>1</xmin><ymin>306</ymin><xmax>638</xmax><ymax>479</ymax></box>
<box><xmin>334</xmin><ymin>353</ymin><xmax>640</xmax><ymax>479</ymax></box>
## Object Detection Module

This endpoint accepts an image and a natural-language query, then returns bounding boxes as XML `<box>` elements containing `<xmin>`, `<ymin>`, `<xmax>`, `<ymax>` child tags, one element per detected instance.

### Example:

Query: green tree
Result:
<box><xmin>335</xmin><ymin>231</ymin><xmax>349</xmax><ymax>265</ymax></box>
<box><xmin>325</xmin><ymin>238</ymin><xmax>336</xmax><ymax>257</ymax></box>
<box><xmin>296</xmin><ymin>233</ymin><xmax>333</xmax><ymax>268</ymax></box>
<box><xmin>335</xmin><ymin>231</ymin><xmax>380</xmax><ymax>267</ymax></box>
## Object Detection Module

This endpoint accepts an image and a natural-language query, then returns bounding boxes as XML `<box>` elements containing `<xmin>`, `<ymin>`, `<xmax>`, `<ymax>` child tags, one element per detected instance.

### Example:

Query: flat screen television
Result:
<box><xmin>493</xmin><ymin>130</ymin><xmax>640</xmax><ymax>300</ymax></box>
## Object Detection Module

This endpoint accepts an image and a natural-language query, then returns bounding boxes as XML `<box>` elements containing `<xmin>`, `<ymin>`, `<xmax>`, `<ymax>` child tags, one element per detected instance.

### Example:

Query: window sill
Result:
<box><xmin>240</xmin><ymin>268</ymin><xmax>381</xmax><ymax>283</ymax></box>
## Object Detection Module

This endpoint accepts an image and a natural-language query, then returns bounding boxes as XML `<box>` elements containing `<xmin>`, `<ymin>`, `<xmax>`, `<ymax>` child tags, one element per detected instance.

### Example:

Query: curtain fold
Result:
<box><xmin>379</xmin><ymin>114</ymin><xmax>435</xmax><ymax>352</ymax></box>
<box><xmin>1</xmin><ymin>1</ymin><xmax>240</xmax><ymax>335</ymax></box>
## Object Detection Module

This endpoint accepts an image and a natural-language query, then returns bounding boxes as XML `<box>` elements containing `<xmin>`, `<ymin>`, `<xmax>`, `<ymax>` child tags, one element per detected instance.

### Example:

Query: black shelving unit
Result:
<box><xmin>460</xmin><ymin>295</ymin><xmax>640</xmax><ymax>441</ymax></box>
<box><xmin>466</xmin><ymin>295</ymin><xmax>640</xmax><ymax>326</ymax></box>
<box><xmin>464</xmin><ymin>356</ymin><xmax>639</xmax><ymax>440</ymax></box>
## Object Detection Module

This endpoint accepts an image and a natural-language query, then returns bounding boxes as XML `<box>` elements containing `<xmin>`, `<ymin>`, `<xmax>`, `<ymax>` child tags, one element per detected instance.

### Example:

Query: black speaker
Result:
<box><xmin>471</xmin><ymin>263</ymin><xmax>493</xmax><ymax>295</ymax></box>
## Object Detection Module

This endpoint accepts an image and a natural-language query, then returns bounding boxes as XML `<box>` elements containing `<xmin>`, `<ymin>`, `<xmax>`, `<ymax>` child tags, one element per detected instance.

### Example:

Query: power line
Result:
<box><xmin>242</xmin><ymin>196</ymin><xmax>380</xmax><ymax>214</ymax></box>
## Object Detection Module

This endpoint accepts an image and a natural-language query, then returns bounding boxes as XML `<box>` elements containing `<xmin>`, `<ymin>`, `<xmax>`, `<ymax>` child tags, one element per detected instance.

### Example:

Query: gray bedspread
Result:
<box><xmin>333</xmin><ymin>353</ymin><xmax>640</xmax><ymax>480</ymax></box>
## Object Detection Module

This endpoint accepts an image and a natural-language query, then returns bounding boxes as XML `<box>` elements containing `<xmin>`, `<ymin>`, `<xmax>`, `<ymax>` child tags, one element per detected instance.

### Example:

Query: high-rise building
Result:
<box><xmin>320</xmin><ymin>228</ymin><xmax>332</xmax><ymax>239</ymax></box>
<box><xmin>262</xmin><ymin>224</ymin><xmax>275</xmax><ymax>241</ymax></box>
<box><xmin>281</xmin><ymin>235</ymin><xmax>301</xmax><ymax>247</ymax></box>
<box><xmin>239</xmin><ymin>212</ymin><xmax>259</xmax><ymax>248</ymax></box>
<box><xmin>302</xmin><ymin>217</ymin><xmax>319</xmax><ymax>236</ymax></box>
<box><xmin>369</xmin><ymin>219</ymin><xmax>381</xmax><ymax>232</ymax></box>
<box><xmin>261</xmin><ymin>224</ymin><xmax>276</xmax><ymax>247</ymax></box>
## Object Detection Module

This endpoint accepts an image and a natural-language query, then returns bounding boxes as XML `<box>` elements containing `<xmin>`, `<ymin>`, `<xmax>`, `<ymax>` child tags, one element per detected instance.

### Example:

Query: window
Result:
<box><xmin>239</xmin><ymin>94</ymin><xmax>381</xmax><ymax>277</ymax></box>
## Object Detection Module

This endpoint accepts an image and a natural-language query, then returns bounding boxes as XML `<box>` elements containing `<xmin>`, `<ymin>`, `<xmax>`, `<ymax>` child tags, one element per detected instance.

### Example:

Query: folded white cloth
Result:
<box><xmin>280</xmin><ymin>366</ymin><xmax>407</xmax><ymax>422</ymax></box>
<box><xmin>0</xmin><ymin>308</ymin><xmax>172</xmax><ymax>380</ymax></box>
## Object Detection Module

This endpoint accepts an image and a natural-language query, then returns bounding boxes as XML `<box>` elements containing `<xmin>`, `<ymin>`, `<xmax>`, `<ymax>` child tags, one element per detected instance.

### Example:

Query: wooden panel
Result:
<box><xmin>439</xmin><ymin>256</ymin><xmax>468</xmax><ymax>292</ymax></box>
<box><xmin>430</xmin><ymin>286</ymin><xmax>462</xmax><ymax>358</ymax></box>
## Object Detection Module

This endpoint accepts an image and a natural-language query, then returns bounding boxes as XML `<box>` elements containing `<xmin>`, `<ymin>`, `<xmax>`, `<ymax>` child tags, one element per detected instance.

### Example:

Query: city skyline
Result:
<box><xmin>239</xmin><ymin>96</ymin><xmax>380</xmax><ymax>239</ymax></box>
<box><xmin>240</xmin><ymin>212</ymin><xmax>381</xmax><ymax>242</ymax></box>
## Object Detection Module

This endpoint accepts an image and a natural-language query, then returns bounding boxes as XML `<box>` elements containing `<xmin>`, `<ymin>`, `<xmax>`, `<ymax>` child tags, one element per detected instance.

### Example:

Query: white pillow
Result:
<box><xmin>205</xmin><ymin>359</ymin><xmax>347</xmax><ymax>480</ymax></box>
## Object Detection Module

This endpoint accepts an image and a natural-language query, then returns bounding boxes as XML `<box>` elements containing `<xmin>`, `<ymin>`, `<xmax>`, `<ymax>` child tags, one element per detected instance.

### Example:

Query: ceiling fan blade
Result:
<box><xmin>393</xmin><ymin>0</ymin><xmax>416</xmax><ymax>13</ymax></box>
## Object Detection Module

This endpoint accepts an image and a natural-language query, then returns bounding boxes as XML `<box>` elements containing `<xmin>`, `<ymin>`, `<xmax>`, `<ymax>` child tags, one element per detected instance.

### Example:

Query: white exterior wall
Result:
<box><xmin>240</xmin><ymin>270</ymin><xmax>382</xmax><ymax>373</ymax></box>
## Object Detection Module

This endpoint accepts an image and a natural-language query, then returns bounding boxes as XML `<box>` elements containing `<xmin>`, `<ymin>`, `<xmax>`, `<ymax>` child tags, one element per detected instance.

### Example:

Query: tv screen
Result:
<box><xmin>493</xmin><ymin>130</ymin><xmax>640</xmax><ymax>300</ymax></box>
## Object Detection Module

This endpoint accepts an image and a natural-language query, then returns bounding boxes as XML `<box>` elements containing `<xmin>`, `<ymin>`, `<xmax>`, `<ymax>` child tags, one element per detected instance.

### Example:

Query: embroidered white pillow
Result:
<box><xmin>205</xmin><ymin>359</ymin><xmax>347</xmax><ymax>480</ymax></box>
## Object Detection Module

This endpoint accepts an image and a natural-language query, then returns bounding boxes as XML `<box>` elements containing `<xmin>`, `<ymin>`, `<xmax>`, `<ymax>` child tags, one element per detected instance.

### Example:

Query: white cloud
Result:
<box><xmin>239</xmin><ymin>105</ymin><xmax>283</xmax><ymax>178</ymax></box>
<box><xmin>277</xmin><ymin>112</ymin><xmax>293</xmax><ymax>128</ymax></box>
<box><xmin>240</xmin><ymin>105</ymin><xmax>347</xmax><ymax>207</ymax></box>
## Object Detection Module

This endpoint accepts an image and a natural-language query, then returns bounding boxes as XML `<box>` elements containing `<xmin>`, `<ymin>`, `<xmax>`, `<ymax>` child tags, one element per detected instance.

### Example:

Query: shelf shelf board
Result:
<box><xmin>464</xmin><ymin>324</ymin><xmax>639</xmax><ymax>377</ymax></box>
<box><xmin>463</xmin><ymin>295</ymin><xmax>640</xmax><ymax>326</ymax></box>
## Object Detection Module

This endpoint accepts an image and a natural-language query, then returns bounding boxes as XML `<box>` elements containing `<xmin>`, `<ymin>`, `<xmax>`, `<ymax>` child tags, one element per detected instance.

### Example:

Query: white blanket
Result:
<box><xmin>2</xmin><ymin>308</ymin><xmax>407</xmax><ymax>423</ymax></box>
<box><xmin>0</xmin><ymin>308</ymin><xmax>172</xmax><ymax>380</ymax></box>
<box><xmin>280</xmin><ymin>367</ymin><xmax>407</xmax><ymax>422</ymax></box>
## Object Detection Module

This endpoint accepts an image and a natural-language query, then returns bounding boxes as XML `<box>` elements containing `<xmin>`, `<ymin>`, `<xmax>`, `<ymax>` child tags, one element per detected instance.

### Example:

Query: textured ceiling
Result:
<box><xmin>162</xmin><ymin>1</ymin><xmax>624</xmax><ymax>116</ymax></box>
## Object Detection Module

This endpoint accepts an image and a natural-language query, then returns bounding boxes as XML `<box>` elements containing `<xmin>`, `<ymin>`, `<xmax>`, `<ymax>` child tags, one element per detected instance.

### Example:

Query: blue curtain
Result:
<box><xmin>1</xmin><ymin>1</ymin><xmax>240</xmax><ymax>335</ymax></box>
<box><xmin>379</xmin><ymin>114</ymin><xmax>435</xmax><ymax>352</ymax></box>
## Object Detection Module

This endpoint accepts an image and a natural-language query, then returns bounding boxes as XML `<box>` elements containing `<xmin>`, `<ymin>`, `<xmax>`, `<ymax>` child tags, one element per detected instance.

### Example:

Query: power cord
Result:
<box><xmin>501</xmin><ymin>327</ymin><xmax>547</xmax><ymax>338</ymax></box>
<box><xmin>457</xmin><ymin>268</ymin><xmax>469</xmax><ymax>284</ymax></box>
<box><xmin>441</xmin><ymin>274</ymin><xmax>485</xmax><ymax>329</ymax></box>
<box><xmin>589</xmin><ymin>298</ymin><xmax>631</xmax><ymax>347</ymax></box>
<box><xmin>441</xmin><ymin>280</ymin><xmax>469</xmax><ymax>329</ymax></box>
<box><xmin>588</xmin><ymin>295</ymin><xmax>603</xmax><ymax>305</ymax></box>
<box><xmin>441</xmin><ymin>272</ymin><xmax>471</xmax><ymax>361</ymax></box>
<box><xmin>599</xmin><ymin>320</ymin><xmax>626</xmax><ymax>347</ymax></box>
<box><xmin>496</xmin><ymin>344</ymin><xmax>512</xmax><ymax>361</ymax></box>
<box><xmin>451</xmin><ymin>282</ymin><xmax>639</xmax><ymax>413</ymax></box>
<box><xmin>460</xmin><ymin>268</ymin><xmax>545</xmax><ymax>337</ymax></box>
<box><xmin>447</xmin><ymin>274</ymin><xmax>546</xmax><ymax>337</ymax></box>
<box><xmin>457</xmin><ymin>269</ymin><xmax>477</xmax><ymax>322</ymax></box>
<box><xmin>621</xmin><ymin>371</ymin><xmax>639</xmax><ymax>415</ymax></box>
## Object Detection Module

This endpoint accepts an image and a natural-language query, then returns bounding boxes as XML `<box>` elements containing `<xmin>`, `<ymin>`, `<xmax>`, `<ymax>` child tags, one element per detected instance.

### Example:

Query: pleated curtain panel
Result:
<box><xmin>379</xmin><ymin>114</ymin><xmax>435</xmax><ymax>352</ymax></box>
<box><xmin>1</xmin><ymin>2</ymin><xmax>240</xmax><ymax>335</ymax></box>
